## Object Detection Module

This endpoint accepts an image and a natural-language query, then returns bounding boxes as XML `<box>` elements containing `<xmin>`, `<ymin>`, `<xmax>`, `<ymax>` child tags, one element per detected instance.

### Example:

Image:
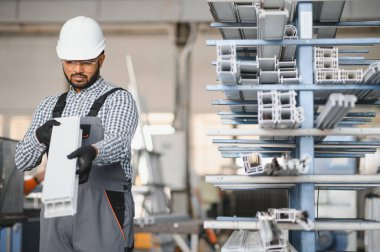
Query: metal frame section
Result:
<box><xmin>205</xmin><ymin>174</ymin><xmax>380</xmax><ymax>186</ymax></box>
<box><xmin>211</xmin><ymin>20</ymin><xmax>380</xmax><ymax>29</ymax></box>
<box><xmin>213</xmin><ymin>139</ymin><xmax>380</xmax><ymax>148</ymax></box>
<box><xmin>213</xmin><ymin>98</ymin><xmax>380</xmax><ymax>106</ymax></box>
<box><xmin>204</xmin><ymin>218</ymin><xmax>380</xmax><ymax>231</ymax></box>
<box><xmin>207</xmin><ymin>84</ymin><xmax>380</xmax><ymax>91</ymax></box>
<box><xmin>207</xmin><ymin>38</ymin><xmax>380</xmax><ymax>46</ymax></box>
<box><xmin>208</xmin><ymin>127</ymin><xmax>380</xmax><ymax>136</ymax></box>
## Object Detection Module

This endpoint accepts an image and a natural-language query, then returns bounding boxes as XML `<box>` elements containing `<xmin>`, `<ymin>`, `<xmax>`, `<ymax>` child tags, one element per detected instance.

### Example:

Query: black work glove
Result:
<box><xmin>67</xmin><ymin>145</ymin><xmax>97</xmax><ymax>184</ymax></box>
<box><xmin>36</xmin><ymin>120</ymin><xmax>61</xmax><ymax>146</ymax></box>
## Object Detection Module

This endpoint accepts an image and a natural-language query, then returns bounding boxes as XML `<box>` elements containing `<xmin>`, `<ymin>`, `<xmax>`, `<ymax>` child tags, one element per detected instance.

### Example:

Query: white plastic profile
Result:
<box><xmin>314</xmin><ymin>46</ymin><xmax>363</xmax><ymax>84</ymax></box>
<box><xmin>314</xmin><ymin>69</ymin><xmax>340</xmax><ymax>84</ymax></box>
<box><xmin>217</xmin><ymin>44</ymin><xmax>236</xmax><ymax>60</ymax></box>
<box><xmin>316</xmin><ymin>93</ymin><xmax>357</xmax><ymax>129</ymax></box>
<box><xmin>217</xmin><ymin>59</ymin><xmax>239</xmax><ymax>84</ymax></box>
<box><xmin>268</xmin><ymin>208</ymin><xmax>297</xmax><ymax>222</ymax></box>
<box><xmin>241</xmin><ymin>153</ymin><xmax>264</xmax><ymax>175</ymax></box>
<box><xmin>258</xmin><ymin>91</ymin><xmax>303</xmax><ymax>129</ymax></box>
<box><xmin>42</xmin><ymin>116</ymin><xmax>81</xmax><ymax>218</ymax></box>
<box><xmin>221</xmin><ymin>230</ymin><xmax>264</xmax><ymax>252</ymax></box>
<box><xmin>282</xmin><ymin>25</ymin><xmax>298</xmax><ymax>61</ymax></box>
<box><xmin>257</xmin><ymin>9</ymin><xmax>289</xmax><ymax>58</ymax></box>
<box><xmin>257</xmin><ymin>212</ymin><xmax>287</xmax><ymax>250</ymax></box>
<box><xmin>363</xmin><ymin>62</ymin><xmax>380</xmax><ymax>84</ymax></box>
<box><xmin>340</xmin><ymin>69</ymin><xmax>363</xmax><ymax>84</ymax></box>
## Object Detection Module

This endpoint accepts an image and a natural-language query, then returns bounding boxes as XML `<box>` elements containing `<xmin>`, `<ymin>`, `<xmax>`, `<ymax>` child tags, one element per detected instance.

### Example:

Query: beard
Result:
<box><xmin>64</xmin><ymin>64</ymin><xmax>100</xmax><ymax>90</ymax></box>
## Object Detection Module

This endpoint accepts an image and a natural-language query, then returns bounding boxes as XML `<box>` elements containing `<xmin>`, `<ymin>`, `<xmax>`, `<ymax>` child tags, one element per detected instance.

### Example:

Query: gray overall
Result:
<box><xmin>40</xmin><ymin>88</ymin><xmax>134</xmax><ymax>252</ymax></box>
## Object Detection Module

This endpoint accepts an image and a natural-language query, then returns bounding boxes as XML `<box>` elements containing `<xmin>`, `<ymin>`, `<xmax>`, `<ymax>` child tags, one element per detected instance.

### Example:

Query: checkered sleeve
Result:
<box><xmin>15</xmin><ymin>96</ymin><xmax>57</xmax><ymax>171</ymax></box>
<box><xmin>93</xmin><ymin>90</ymin><xmax>138</xmax><ymax>169</ymax></box>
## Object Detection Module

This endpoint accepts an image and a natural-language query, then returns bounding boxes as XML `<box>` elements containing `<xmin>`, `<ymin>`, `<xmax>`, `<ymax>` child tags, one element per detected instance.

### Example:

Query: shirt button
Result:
<box><xmin>123</xmin><ymin>185</ymin><xmax>129</xmax><ymax>190</ymax></box>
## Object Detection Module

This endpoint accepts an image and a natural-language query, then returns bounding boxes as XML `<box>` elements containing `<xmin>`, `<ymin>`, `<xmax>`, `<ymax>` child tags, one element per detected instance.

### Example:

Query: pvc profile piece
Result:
<box><xmin>281</xmin><ymin>25</ymin><xmax>298</xmax><ymax>61</ymax></box>
<box><xmin>42</xmin><ymin>116</ymin><xmax>81</xmax><ymax>218</ymax></box>
<box><xmin>257</xmin><ymin>212</ymin><xmax>287</xmax><ymax>250</ymax></box>
<box><xmin>268</xmin><ymin>208</ymin><xmax>314</xmax><ymax>231</ymax></box>
<box><xmin>221</xmin><ymin>230</ymin><xmax>264</xmax><ymax>252</ymax></box>
<box><xmin>258</xmin><ymin>57</ymin><xmax>277</xmax><ymax>71</ymax></box>
<box><xmin>257</xmin><ymin>9</ymin><xmax>288</xmax><ymax>58</ymax></box>
<box><xmin>314</xmin><ymin>69</ymin><xmax>340</xmax><ymax>84</ymax></box>
<box><xmin>363</xmin><ymin>62</ymin><xmax>380</xmax><ymax>84</ymax></box>
<box><xmin>316</xmin><ymin>93</ymin><xmax>357</xmax><ymax>130</ymax></box>
<box><xmin>340</xmin><ymin>69</ymin><xmax>363</xmax><ymax>84</ymax></box>
<box><xmin>260</xmin><ymin>71</ymin><xmax>280</xmax><ymax>84</ymax></box>
<box><xmin>217</xmin><ymin>59</ymin><xmax>239</xmax><ymax>84</ymax></box>
<box><xmin>268</xmin><ymin>208</ymin><xmax>297</xmax><ymax>223</ymax></box>
<box><xmin>217</xmin><ymin>44</ymin><xmax>237</xmax><ymax>60</ymax></box>
<box><xmin>262</xmin><ymin>0</ymin><xmax>289</xmax><ymax>10</ymax></box>
<box><xmin>257</xmin><ymin>10</ymin><xmax>289</xmax><ymax>40</ymax></box>
<box><xmin>277</xmin><ymin>90</ymin><xmax>296</xmax><ymax>107</ymax></box>
<box><xmin>314</xmin><ymin>46</ymin><xmax>363</xmax><ymax>85</ymax></box>
<box><xmin>257</xmin><ymin>90</ymin><xmax>303</xmax><ymax>129</ymax></box>
<box><xmin>258</xmin><ymin>107</ymin><xmax>277</xmax><ymax>128</ymax></box>
<box><xmin>314</xmin><ymin>57</ymin><xmax>339</xmax><ymax>70</ymax></box>
<box><xmin>314</xmin><ymin>47</ymin><xmax>338</xmax><ymax>59</ymax></box>
<box><xmin>258</xmin><ymin>90</ymin><xmax>277</xmax><ymax>107</ymax></box>
<box><xmin>241</xmin><ymin>153</ymin><xmax>264</xmax><ymax>175</ymax></box>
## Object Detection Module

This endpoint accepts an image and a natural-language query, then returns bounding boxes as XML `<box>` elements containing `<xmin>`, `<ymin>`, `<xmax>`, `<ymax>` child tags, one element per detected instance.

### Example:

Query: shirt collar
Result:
<box><xmin>69</xmin><ymin>76</ymin><xmax>104</xmax><ymax>94</ymax></box>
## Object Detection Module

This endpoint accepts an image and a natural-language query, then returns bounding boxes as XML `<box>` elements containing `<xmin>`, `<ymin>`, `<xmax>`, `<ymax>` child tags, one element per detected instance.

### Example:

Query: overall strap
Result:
<box><xmin>87</xmin><ymin>88</ymin><xmax>125</xmax><ymax>117</ymax></box>
<box><xmin>52</xmin><ymin>92</ymin><xmax>69</xmax><ymax>118</ymax></box>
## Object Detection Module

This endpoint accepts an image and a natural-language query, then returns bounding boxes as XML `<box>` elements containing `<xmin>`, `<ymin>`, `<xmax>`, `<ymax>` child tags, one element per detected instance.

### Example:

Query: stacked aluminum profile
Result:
<box><xmin>258</xmin><ymin>90</ymin><xmax>304</xmax><ymax>129</ymax></box>
<box><xmin>314</xmin><ymin>47</ymin><xmax>363</xmax><ymax>84</ymax></box>
<box><xmin>316</xmin><ymin>93</ymin><xmax>357</xmax><ymax>129</ymax></box>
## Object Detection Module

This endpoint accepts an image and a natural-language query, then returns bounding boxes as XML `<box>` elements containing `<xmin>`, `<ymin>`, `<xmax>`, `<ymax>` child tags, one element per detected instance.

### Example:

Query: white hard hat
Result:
<box><xmin>56</xmin><ymin>16</ymin><xmax>105</xmax><ymax>60</ymax></box>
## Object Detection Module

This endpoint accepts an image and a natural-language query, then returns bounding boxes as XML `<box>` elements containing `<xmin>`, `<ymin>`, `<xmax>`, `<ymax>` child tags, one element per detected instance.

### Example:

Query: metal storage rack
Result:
<box><xmin>204</xmin><ymin>0</ymin><xmax>380</xmax><ymax>251</ymax></box>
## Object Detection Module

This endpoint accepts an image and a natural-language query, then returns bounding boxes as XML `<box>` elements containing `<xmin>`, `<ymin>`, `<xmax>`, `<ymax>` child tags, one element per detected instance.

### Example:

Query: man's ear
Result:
<box><xmin>98</xmin><ymin>54</ymin><xmax>105</xmax><ymax>68</ymax></box>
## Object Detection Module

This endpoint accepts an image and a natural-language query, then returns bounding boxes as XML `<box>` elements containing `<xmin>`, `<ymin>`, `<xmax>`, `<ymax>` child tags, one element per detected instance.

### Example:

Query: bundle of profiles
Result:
<box><xmin>315</xmin><ymin>93</ymin><xmax>357</xmax><ymax>130</ymax></box>
<box><xmin>257</xmin><ymin>90</ymin><xmax>304</xmax><ymax>129</ymax></box>
<box><xmin>314</xmin><ymin>47</ymin><xmax>363</xmax><ymax>84</ymax></box>
<box><xmin>241</xmin><ymin>153</ymin><xmax>309</xmax><ymax>176</ymax></box>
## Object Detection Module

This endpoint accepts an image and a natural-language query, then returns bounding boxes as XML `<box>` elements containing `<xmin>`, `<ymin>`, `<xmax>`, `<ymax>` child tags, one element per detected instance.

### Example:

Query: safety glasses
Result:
<box><xmin>61</xmin><ymin>57</ymin><xmax>99</xmax><ymax>71</ymax></box>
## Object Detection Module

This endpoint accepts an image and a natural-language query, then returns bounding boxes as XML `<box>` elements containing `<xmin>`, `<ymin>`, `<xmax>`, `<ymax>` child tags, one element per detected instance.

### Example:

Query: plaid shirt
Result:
<box><xmin>15</xmin><ymin>76</ymin><xmax>138</xmax><ymax>180</ymax></box>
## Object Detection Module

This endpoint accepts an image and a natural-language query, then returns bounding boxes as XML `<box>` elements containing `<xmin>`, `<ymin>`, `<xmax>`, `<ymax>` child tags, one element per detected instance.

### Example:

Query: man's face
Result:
<box><xmin>62</xmin><ymin>54</ymin><xmax>105</xmax><ymax>91</ymax></box>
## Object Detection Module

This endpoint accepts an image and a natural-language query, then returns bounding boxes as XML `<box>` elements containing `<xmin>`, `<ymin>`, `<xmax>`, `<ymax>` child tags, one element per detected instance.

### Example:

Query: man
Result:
<box><xmin>15</xmin><ymin>16</ymin><xmax>138</xmax><ymax>251</ymax></box>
